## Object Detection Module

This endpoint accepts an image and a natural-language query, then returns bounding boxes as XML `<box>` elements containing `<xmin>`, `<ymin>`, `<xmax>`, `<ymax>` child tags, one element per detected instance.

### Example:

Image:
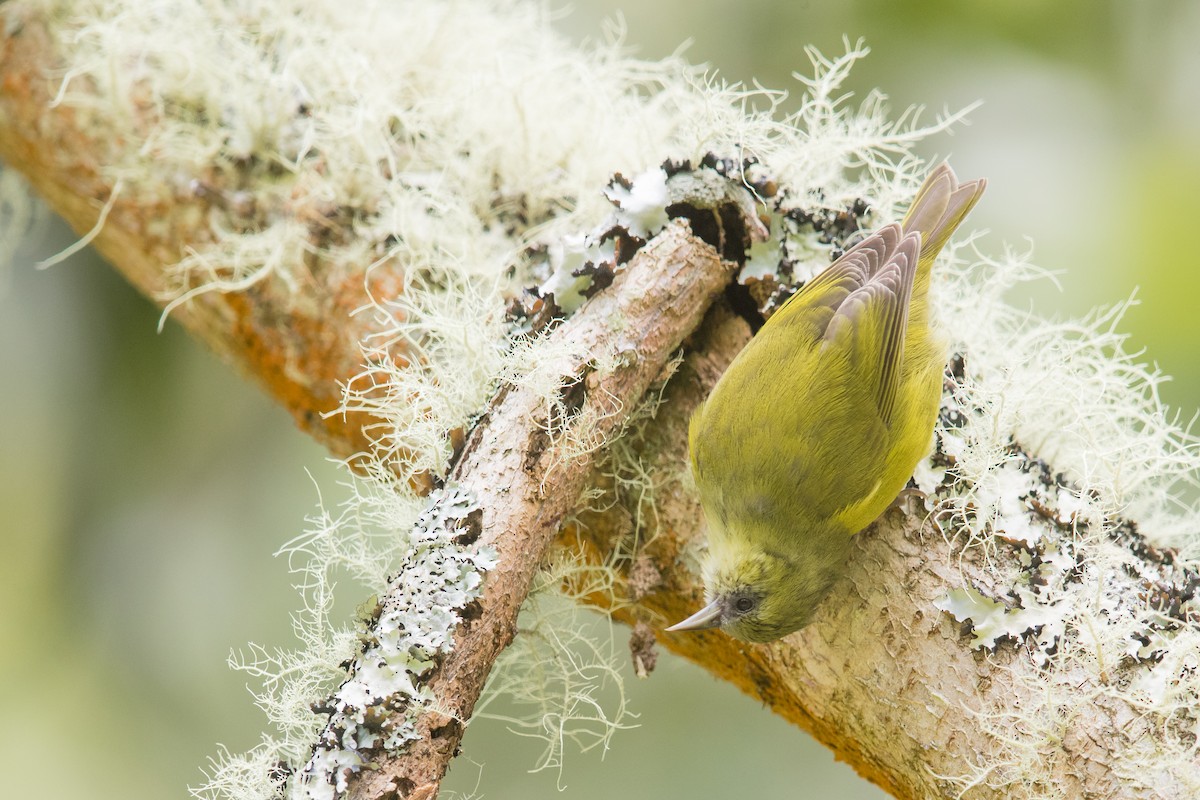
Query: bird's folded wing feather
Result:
<box><xmin>771</xmin><ymin>224</ymin><xmax>921</xmax><ymax>426</ymax></box>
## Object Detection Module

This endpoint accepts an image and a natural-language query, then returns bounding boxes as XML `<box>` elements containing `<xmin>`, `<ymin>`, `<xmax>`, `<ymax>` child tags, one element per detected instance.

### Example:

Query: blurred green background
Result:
<box><xmin>3</xmin><ymin>1</ymin><xmax>1198</xmax><ymax>798</ymax></box>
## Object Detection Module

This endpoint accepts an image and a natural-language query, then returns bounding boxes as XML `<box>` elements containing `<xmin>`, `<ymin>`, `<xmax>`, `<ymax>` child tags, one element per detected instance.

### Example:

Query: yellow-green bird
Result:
<box><xmin>668</xmin><ymin>164</ymin><xmax>985</xmax><ymax>642</ymax></box>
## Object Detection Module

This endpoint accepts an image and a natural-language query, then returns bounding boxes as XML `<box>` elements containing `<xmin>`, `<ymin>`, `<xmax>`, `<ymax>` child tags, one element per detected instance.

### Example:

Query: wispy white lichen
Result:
<box><xmin>196</xmin><ymin>474</ymin><xmax>409</xmax><ymax>800</ymax></box>
<box><xmin>196</xmin><ymin>484</ymin><xmax>495</xmax><ymax>800</ymax></box>
<box><xmin>473</xmin><ymin>557</ymin><xmax>636</xmax><ymax>790</ymax></box>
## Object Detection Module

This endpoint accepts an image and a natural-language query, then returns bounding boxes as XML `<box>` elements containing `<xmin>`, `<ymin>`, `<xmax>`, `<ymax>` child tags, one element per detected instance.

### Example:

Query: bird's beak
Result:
<box><xmin>666</xmin><ymin>600</ymin><xmax>723</xmax><ymax>632</ymax></box>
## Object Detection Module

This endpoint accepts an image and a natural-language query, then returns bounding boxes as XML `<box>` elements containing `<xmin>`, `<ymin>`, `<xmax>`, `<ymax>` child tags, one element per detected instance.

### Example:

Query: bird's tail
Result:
<box><xmin>901</xmin><ymin>164</ymin><xmax>986</xmax><ymax>320</ymax></box>
<box><xmin>903</xmin><ymin>162</ymin><xmax>987</xmax><ymax>270</ymax></box>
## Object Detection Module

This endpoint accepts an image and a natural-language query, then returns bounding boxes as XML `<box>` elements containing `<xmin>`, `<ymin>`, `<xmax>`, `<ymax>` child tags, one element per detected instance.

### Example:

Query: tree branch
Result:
<box><xmin>332</xmin><ymin>221</ymin><xmax>731</xmax><ymax>799</ymax></box>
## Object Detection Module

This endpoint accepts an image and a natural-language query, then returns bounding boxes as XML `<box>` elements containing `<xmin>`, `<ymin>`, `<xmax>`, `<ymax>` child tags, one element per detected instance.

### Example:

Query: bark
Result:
<box><xmin>3</xmin><ymin>5</ymin><xmax>1194</xmax><ymax>800</ymax></box>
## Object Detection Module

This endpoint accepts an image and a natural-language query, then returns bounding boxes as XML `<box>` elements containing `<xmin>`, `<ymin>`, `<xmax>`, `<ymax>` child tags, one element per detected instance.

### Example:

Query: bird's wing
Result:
<box><xmin>770</xmin><ymin>225</ymin><xmax>899</xmax><ymax>341</ymax></box>
<box><xmin>772</xmin><ymin>224</ymin><xmax>921</xmax><ymax>425</ymax></box>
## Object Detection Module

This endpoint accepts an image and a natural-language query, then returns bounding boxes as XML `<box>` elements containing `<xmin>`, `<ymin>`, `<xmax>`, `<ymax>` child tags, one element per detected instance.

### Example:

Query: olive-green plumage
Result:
<box><xmin>669</xmin><ymin>164</ymin><xmax>986</xmax><ymax>642</ymax></box>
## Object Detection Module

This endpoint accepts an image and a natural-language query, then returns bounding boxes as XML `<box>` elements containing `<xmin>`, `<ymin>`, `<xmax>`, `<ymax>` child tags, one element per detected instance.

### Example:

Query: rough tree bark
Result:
<box><xmin>3</xmin><ymin>5</ymin><xmax>1195</xmax><ymax>800</ymax></box>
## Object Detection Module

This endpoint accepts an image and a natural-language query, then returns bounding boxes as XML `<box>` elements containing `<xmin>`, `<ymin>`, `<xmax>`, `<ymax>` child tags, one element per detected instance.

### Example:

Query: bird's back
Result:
<box><xmin>690</xmin><ymin>165</ymin><xmax>986</xmax><ymax>548</ymax></box>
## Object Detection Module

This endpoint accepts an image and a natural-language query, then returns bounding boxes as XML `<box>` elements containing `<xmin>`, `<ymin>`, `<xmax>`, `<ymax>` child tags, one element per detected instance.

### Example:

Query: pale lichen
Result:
<box><xmin>472</xmin><ymin>556</ymin><xmax>635</xmax><ymax>790</ymax></box>
<box><xmin>290</xmin><ymin>486</ymin><xmax>495</xmax><ymax>800</ymax></box>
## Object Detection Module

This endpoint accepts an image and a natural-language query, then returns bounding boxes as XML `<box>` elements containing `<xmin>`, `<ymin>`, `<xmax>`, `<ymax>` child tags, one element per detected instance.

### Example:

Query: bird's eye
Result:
<box><xmin>734</xmin><ymin>596</ymin><xmax>755</xmax><ymax>613</ymax></box>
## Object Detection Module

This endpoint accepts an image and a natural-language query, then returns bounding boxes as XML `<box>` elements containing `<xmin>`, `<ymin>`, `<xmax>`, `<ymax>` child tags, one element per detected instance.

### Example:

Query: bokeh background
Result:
<box><xmin>3</xmin><ymin>1</ymin><xmax>1199</xmax><ymax>798</ymax></box>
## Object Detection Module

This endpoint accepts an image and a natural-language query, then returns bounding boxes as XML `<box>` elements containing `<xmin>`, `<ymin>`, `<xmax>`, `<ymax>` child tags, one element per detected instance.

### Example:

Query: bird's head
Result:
<box><xmin>667</xmin><ymin>533</ymin><xmax>847</xmax><ymax>643</ymax></box>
